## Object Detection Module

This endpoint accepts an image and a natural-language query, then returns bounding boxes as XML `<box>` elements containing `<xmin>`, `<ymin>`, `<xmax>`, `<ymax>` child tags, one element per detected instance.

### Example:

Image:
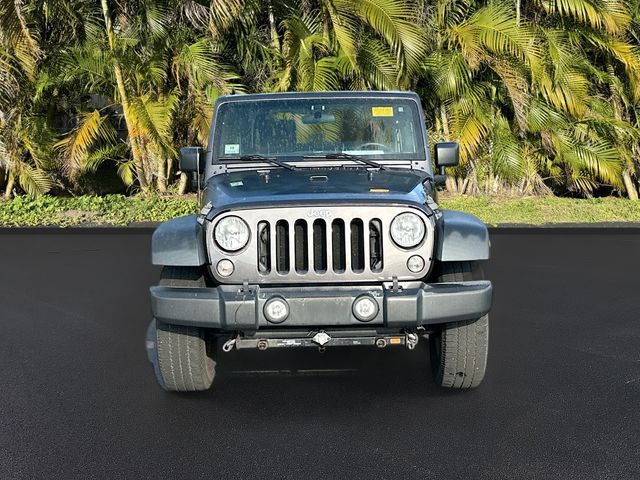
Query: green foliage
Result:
<box><xmin>1</xmin><ymin>194</ymin><xmax>639</xmax><ymax>226</ymax></box>
<box><xmin>1</xmin><ymin>0</ymin><xmax>640</xmax><ymax>199</ymax></box>
<box><xmin>440</xmin><ymin>195</ymin><xmax>640</xmax><ymax>225</ymax></box>
<box><xmin>0</xmin><ymin>195</ymin><xmax>198</xmax><ymax>227</ymax></box>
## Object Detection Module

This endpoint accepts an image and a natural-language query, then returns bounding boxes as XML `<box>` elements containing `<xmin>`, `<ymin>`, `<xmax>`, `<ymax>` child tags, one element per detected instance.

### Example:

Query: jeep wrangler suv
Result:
<box><xmin>146</xmin><ymin>91</ymin><xmax>492</xmax><ymax>392</ymax></box>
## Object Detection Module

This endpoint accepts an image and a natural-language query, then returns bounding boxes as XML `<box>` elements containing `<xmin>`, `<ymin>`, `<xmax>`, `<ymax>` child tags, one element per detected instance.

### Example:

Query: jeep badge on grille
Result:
<box><xmin>306</xmin><ymin>208</ymin><xmax>333</xmax><ymax>218</ymax></box>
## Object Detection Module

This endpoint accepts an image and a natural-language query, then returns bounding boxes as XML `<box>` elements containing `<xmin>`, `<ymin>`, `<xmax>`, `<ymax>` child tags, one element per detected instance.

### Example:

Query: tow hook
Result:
<box><xmin>406</xmin><ymin>332</ymin><xmax>419</xmax><ymax>350</ymax></box>
<box><xmin>222</xmin><ymin>337</ymin><xmax>237</xmax><ymax>352</ymax></box>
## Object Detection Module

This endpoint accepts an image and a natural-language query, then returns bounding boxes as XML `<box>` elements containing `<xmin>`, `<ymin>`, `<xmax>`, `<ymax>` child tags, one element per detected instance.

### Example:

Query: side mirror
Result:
<box><xmin>434</xmin><ymin>142</ymin><xmax>459</xmax><ymax>174</ymax></box>
<box><xmin>180</xmin><ymin>147</ymin><xmax>205</xmax><ymax>174</ymax></box>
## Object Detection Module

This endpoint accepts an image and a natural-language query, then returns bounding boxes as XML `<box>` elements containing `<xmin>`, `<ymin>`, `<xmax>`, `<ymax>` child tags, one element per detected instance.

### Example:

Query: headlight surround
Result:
<box><xmin>214</xmin><ymin>216</ymin><xmax>250</xmax><ymax>252</ymax></box>
<box><xmin>390</xmin><ymin>212</ymin><xmax>425</xmax><ymax>249</ymax></box>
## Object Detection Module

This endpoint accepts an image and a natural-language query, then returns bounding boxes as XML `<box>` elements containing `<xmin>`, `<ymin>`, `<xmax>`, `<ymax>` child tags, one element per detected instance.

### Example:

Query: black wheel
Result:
<box><xmin>429</xmin><ymin>261</ymin><xmax>489</xmax><ymax>389</ymax></box>
<box><xmin>152</xmin><ymin>266</ymin><xmax>217</xmax><ymax>392</ymax></box>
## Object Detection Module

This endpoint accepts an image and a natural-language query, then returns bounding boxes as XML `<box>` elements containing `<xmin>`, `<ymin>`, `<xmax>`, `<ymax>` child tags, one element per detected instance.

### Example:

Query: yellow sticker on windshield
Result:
<box><xmin>371</xmin><ymin>106</ymin><xmax>394</xmax><ymax>117</ymax></box>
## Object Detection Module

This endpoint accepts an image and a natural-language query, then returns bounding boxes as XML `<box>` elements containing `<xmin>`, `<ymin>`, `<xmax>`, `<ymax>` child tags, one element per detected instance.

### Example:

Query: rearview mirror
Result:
<box><xmin>180</xmin><ymin>147</ymin><xmax>205</xmax><ymax>174</ymax></box>
<box><xmin>434</xmin><ymin>142</ymin><xmax>459</xmax><ymax>172</ymax></box>
<box><xmin>302</xmin><ymin>112</ymin><xmax>336</xmax><ymax>124</ymax></box>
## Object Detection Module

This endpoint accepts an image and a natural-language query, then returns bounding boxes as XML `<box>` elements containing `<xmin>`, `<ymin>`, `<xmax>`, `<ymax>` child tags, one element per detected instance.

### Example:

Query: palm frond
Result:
<box><xmin>16</xmin><ymin>162</ymin><xmax>52</xmax><ymax>197</ymax></box>
<box><xmin>552</xmin><ymin>129</ymin><xmax>624</xmax><ymax>188</ymax></box>
<box><xmin>55</xmin><ymin>109</ymin><xmax>116</xmax><ymax>176</ymax></box>
<box><xmin>117</xmin><ymin>159</ymin><xmax>136</xmax><ymax>186</ymax></box>
<box><xmin>0</xmin><ymin>0</ymin><xmax>41</xmax><ymax>78</ymax></box>
<box><xmin>449</xmin><ymin>4</ymin><xmax>542</xmax><ymax>70</ymax></box>
<box><xmin>83</xmin><ymin>143</ymin><xmax>129</xmax><ymax>172</ymax></box>
<box><xmin>537</xmin><ymin>0</ymin><xmax>631</xmax><ymax>34</ymax></box>
<box><xmin>348</xmin><ymin>0</ymin><xmax>425</xmax><ymax>73</ymax></box>
<box><xmin>490</xmin><ymin>116</ymin><xmax>527</xmax><ymax>181</ymax></box>
<box><xmin>450</xmin><ymin>99</ymin><xmax>492</xmax><ymax>163</ymax></box>
<box><xmin>354</xmin><ymin>37</ymin><xmax>399</xmax><ymax>90</ymax></box>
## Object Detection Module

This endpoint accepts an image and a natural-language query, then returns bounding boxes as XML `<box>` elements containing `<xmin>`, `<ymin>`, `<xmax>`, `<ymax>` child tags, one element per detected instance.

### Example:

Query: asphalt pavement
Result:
<box><xmin>0</xmin><ymin>228</ymin><xmax>639</xmax><ymax>480</ymax></box>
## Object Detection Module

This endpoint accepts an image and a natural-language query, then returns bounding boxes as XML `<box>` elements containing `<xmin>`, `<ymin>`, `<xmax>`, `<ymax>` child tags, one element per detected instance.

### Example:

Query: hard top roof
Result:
<box><xmin>216</xmin><ymin>90</ymin><xmax>421</xmax><ymax>104</ymax></box>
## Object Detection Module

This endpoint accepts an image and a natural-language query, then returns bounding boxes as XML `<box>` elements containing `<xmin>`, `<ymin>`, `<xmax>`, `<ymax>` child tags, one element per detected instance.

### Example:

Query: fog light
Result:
<box><xmin>216</xmin><ymin>259</ymin><xmax>235</xmax><ymax>277</ymax></box>
<box><xmin>352</xmin><ymin>295</ymin><xmax>379</xmax><ymax>322</ymax></box>
<box><xmin>264</xmin><ymin>297</ymin><xmax>289</xmax><ymax>323</ymax></box>
<box><xmin>407</xmin><ymin>255</ymin><xmax>425</xmax><ymax>273</ymax></box>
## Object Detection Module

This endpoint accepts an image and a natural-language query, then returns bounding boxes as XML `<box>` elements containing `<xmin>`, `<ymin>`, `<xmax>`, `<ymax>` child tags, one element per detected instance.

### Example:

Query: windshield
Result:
<box><xmin>212</xmin><ymin>97</ymin><xmax>425</xmax><ymax>161</ymax></box>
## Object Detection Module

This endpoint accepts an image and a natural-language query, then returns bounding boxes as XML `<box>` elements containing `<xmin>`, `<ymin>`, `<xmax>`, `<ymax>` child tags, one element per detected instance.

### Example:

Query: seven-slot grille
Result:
<box><xmin>208</xmin><ymin>206</ymin><xmax>433</xmax><ymax>284</ymax></box>
<box><xmin>256</xmin><ymin>217</ymin><xmax>384</xmax><ymax>275</ymax></box>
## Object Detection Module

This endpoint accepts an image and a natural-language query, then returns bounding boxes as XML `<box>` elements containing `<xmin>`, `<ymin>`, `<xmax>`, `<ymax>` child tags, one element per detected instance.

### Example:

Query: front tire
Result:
<box><xmin>153</xmin><ymin>266</ymin><xmax>217</xmax><ymax>392</ymax></box>
<box><xmin>429</xmin><ymin>261</ymin><xmax>489</xmax><ymax>389</ymax></box>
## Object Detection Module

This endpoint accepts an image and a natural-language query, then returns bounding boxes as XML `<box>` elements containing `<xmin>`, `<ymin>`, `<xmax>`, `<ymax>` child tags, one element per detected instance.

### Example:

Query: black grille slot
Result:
<box><xmin>369</xmin><ymin>219</ymin><xmax>383</xmax><ymax>272</ymax></box>
<box><xmin>294</xmin><ymin>220</ymin><xmax>308</xmax><ymax>273</ymax></box>
<box><xmin>350</xmin><ymin>219</ymin><xmax>365</xmax><ymax>273</ymax></box>
<box><xmin>331</xmin><ymin>219</ymin><xmax>346</xmax><ymax>272</ymax></box>
<box><xmin>313</xmin><ymin>219</ymin><xmax>327</xmax><ymax>272</ymax></box>
<box><xmin>257</xmin><ymin>221</ymin><xmax>271</xmax><ymax>273</ymax></box>
<box><xmin>275</xmin><ymin>220</ymin><xmax>289</xmax><ymax>274</ymax></box>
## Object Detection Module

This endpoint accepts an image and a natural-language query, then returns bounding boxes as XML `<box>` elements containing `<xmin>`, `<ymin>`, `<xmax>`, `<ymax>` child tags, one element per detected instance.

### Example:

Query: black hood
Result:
<box><xmin>205</xmin><ymin>168</ymin><xmax>430</xmax><ymax>209</ymax></box>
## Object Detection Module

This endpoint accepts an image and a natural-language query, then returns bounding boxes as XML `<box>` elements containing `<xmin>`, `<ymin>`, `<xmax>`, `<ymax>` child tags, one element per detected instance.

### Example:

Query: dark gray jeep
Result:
<box><xmin>146</xmin><ymin>91</ymin><xmax>492</xmax><ymax>392</ymax></box>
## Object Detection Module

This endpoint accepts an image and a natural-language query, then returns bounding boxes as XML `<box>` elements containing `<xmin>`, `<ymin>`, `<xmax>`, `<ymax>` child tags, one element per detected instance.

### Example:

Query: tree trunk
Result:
<box><xmin>4</xmin><ymin>171</ymin><xmax>15</xmax><ymax>199</ymax></box>
<box><xmin>440</xmin><ymin>104</ymin><xmax>450</xmax><ymax>137</ymax></box>
<box><xmin>607</xmin><ymin>65</ymin><xmax>635</xmax><ymax>200</ymax></box>
<box><xmin>622</xmin><ymin>170</ymin><xmax>639</xmax><ymax>200</ymax></box>
<box><xmin>115</xmin><ymin>70</ymin><xmax>149</xmax><ymax>193</ymax></box>
<box><xmin>166</xmin><ymin>157</ymin><xmax>173</xmax><ymax>183</ymax></box>
<box><xmin>177</xmin><ymin>172</ymin><xmax>189</xmax><ymax>195</ymax></box>
<box><xmin>321</xmin><ymin>5</ymin><xmax>331</xmax><ymax>42</ymax></box>
<box><xmin>445</xmin><ymin>176</ymin><xmax>457</xmax><ymax>193</ymax></box>
<box><xmin>157</xmin><ymin>155</ymin><xmax>167</xmax><ymax>193</ymax></box>
<box><xmin>460</xmin><ymin>177</ymin><xmax>469</xmax><ymax>195</ymax></box>
<box><xmin>267</xmin><ymin>1</ymin><xmax>281</xmax><ymax>51</ymax></box>
<box><xmin>101</xmin><ymin>0</ymin><xmax>150</xmax><ymax>194</ymax></box>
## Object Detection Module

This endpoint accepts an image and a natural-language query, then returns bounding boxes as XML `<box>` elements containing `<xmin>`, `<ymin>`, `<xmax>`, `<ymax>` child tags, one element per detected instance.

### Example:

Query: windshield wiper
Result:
<box><xmin>304</xmin><ymin>152</ymin><xmax>385</xmax><ymax>170</ymax></box>
<box><xmin>223</xmin><ymin>155</ymin><xmax>296</xmax><ymax>171</ymax></box>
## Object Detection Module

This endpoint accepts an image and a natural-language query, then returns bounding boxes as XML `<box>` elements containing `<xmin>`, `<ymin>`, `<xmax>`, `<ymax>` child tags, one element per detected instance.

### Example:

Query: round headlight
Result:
<box><xmin>214</xmin><ymin>216</ymin><xmax>250</xmax><ymax>252</ymax></box>
<box><xmin>390</xmin><ymin>212</ymin><xmax>425</xmax><ymax>248</ymax></box>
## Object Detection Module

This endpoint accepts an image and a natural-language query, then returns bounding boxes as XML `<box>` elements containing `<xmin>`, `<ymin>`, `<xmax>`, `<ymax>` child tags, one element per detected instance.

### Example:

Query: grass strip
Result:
<box><xmin>1</xmin><ymin>194</ymin><xmax>639</xmax><ymax>227</ymax></box>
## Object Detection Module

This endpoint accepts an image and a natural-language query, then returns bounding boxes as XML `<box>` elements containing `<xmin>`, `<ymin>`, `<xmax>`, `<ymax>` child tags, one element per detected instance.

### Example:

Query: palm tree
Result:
<box><xmin>52</xmin><ymin>0</ymin><xmax>242</xmax><ymax>193</ymax></box>
<box><xmin>417</xmin><ymin>0</ymin><xmax>640</xmax><ymax>197</ymax></box>
<box><xmin>418</xmin><ymin>1</ymin><xmax>548</xmax><ymax>194</ymax></box>
<box><xmin>0</xmin><ymin>0</ymin><xmax>53</xmax><ymax>197</ymax></box>
<box><xmin>530</xmin><ymin>0</ymin><xmax>640</xmax><ymax>197</ymax></box>
<box><xmin>212</xmin><ymin>0</ymin><xmax>425</xmax><ymax>92</ymax></box>
<box><xmin>3</xmin><ymin>0</ymin><xmax>640</xmax><ymax>198</ymax></box>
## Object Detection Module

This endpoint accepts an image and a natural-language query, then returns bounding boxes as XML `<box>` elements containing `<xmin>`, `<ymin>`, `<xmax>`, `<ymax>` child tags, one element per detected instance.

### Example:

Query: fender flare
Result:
<box><xmin>151</xmin><ymin>214</ymin><xmax>207</xmax><ymax>266</ymax></box>
<box><xmin>434</xmin><ymin>210</ymin><xmax>490</xmax><ymax>262</ymax></box>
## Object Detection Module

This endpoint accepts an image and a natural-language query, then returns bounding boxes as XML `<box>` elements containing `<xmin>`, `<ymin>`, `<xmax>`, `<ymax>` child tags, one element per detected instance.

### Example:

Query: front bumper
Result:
<box><xmin>149</xmin><ymin>281</ymin><xmax>492</xmax><ymax>330</ymax></box>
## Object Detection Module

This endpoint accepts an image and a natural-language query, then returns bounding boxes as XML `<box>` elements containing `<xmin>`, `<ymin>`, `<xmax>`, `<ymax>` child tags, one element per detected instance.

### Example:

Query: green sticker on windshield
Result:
<box><xmin>229</xmin><ymin>181</ymin><xmax>243</xmax><ymax>187</ymax></box>
<box><xmin>225</xmin><ymin>144</ymin><xmax>240</xmax><ymax>155</ymax></box>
